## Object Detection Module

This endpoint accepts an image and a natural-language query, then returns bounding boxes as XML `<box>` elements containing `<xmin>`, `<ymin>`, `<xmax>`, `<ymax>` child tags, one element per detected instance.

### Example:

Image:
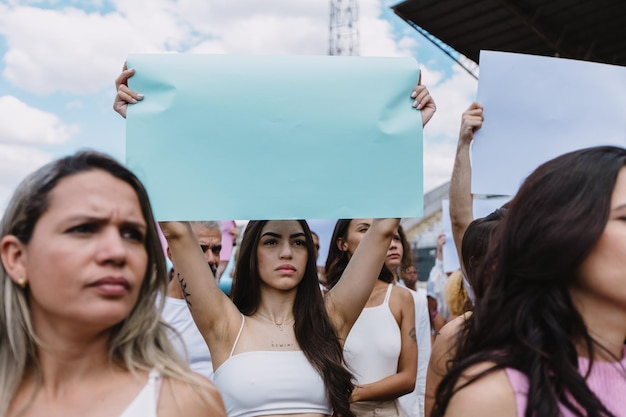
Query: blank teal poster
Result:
<box><xmin>125</xmin><ymin>54</ymin><xmax>423</xmax><ymax>220</ymax></box>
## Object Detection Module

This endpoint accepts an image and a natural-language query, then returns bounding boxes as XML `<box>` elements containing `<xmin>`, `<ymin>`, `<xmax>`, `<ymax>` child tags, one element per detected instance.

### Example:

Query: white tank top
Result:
<box><xmin>213</xmin><ymin>314</ymin><xmax>332</xmax><ymax>417</ymax></box>
<box><xmin>118</xmin><ymin>369</ymin><xmax>161</xmax><ymax>417</ymax></box>
<box><xmin>162</xmin><ymin>296</ymin><xmax>213</xmax><ymax>380</ymax></box>
<box><xmin>343</xmin><ymin>284</ymin><xmax>401</xmax><ymax>385</ymax></box>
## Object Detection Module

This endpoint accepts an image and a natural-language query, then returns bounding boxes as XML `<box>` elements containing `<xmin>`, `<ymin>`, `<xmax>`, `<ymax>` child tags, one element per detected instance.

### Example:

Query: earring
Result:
<box><xmin>17</xmin><ymin>277</ymin><xmax>26</xmax><ymax>288</ymax></box>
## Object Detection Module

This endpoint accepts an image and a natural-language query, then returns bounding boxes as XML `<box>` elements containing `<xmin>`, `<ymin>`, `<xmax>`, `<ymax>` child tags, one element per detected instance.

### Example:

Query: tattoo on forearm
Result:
<box><xmin>177</xmin><ymin>272</ymin><xmax>192</xmax><ymax>310</ymax></box>
<box><xmin>409</xmin><ymin>327</ymin><xmax>416</xmax><ymax>343</ymax></box>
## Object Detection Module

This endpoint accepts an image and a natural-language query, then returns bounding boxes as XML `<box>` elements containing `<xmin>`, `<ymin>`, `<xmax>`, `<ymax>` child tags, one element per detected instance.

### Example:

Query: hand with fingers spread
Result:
<box><xmin>113</xmin><ymin>65</ymin><xmax>144</xmax><ymax>119</ymax></box>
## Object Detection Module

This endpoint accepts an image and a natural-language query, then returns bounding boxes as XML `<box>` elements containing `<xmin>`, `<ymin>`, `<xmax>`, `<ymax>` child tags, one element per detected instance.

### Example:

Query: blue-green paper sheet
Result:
<box><xmin>125</xmin><ymin>54</ymin><xmax>423</xmax><ymax>220</ymax></box>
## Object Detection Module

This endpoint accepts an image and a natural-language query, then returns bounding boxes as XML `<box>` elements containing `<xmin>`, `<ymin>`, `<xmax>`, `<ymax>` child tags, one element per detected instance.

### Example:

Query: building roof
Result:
<box><xmin>392</xmin><ymin>0</ymin><xmax>626</xmax><ymax>67</ymax></box>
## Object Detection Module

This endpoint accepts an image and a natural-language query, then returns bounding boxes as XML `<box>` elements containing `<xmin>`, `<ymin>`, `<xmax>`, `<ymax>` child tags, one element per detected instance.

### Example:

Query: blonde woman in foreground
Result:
<box><xmin>0</xmin><ymin>151</ymin><xmax>226</xmax><ymax>417</ymax></box>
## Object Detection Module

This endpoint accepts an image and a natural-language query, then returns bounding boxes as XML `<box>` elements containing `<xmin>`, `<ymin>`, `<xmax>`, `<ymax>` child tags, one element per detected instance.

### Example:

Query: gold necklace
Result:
<box><xmin>255</xmin><ymin>313</ymin><xmax>295</xmax><ymax>331</ymax></box>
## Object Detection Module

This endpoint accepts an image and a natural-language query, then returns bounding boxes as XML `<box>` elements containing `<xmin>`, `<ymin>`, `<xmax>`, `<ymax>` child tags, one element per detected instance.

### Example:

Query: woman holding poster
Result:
<box><xmin>114</xmin><ymin>64</ymin><xmax>436</xmax><ymax>417</ymax></box>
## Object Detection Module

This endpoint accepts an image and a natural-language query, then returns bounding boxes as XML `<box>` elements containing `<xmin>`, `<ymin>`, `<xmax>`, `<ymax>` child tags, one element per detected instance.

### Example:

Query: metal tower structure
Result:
<box><xmin>328</xmin><ymin>0</ymin><xmax>359</xmax><ymax>56</ymax></box>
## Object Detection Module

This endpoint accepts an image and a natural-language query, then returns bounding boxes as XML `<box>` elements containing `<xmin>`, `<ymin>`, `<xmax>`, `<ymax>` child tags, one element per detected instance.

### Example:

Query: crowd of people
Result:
<box><xmin>0</xmin><ymin>62</ymin><xmax>624</xmax><ymax>417</ymax></box>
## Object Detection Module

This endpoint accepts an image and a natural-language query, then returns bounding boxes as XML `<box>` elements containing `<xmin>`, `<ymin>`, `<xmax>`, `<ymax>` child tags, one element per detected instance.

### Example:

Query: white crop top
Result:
<box><xmin>343</xmin><ymin>284</ymin><xmax>401</xmax><ymax>385</ymax></box>
<box><xmin>118</xmin><ymin>369</ymin><xmax>161</xmax><ymax>417</ymax></box>
<box><xmin>213</xmin><ymin>314</ymin><xmax>332</xmax><ymax>417</ymax></box>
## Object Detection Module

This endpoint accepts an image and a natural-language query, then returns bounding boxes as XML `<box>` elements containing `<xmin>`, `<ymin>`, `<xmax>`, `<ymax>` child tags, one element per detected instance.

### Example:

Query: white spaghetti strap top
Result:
<box><xmin>213</xmin><ymin>313</ymin><xmax>332</xmax><ymax>417</ymax></box>
<box><xmin>344</xmin><ymin>284</ymin><xmax>401</xmax><ymax>386</ymax></box>
<box><xmin>118</xmin><ymin>369</ymin><xmax>161</xmax><ymax>417</ymax></box>
<box><xmin>229</xmin><ymin>313</ymin><xmax>246</xmax><ymax>357</ymax></box>
<box><xmin>383</xmin><ymin>283</ymin><xmax>393</xmax><ymax>304</ymax></box>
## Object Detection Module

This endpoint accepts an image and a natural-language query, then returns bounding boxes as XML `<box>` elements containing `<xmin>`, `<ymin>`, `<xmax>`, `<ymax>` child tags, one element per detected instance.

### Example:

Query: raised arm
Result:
<box><xmin>324</xmin><ymin>218</ymin><xmax>400</xmax><ymax>340</ymax></box>
<box><xmin>449</xmin><ymin>102</ymin><xmax>483</xmax><ymax>268</ymax></box>
<box><xmin>159</xmin><ymin>221</ymin><xmax>242</xmax><ymax>361</ymax></box>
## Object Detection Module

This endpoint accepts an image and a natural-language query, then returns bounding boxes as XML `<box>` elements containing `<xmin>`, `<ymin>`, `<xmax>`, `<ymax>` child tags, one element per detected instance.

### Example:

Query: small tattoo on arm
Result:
<box><xmin>409</xmin><ymin>327</ymin><xmax>416</xmax><ymax>343</ymax></box>
<box><xmin>177</xmin><ymin>272</ymin><xmax>192</xmax><ymax>310</ymax></box>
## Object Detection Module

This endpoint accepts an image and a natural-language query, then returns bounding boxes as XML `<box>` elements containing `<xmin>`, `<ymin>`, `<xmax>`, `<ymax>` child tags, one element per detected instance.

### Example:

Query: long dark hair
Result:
<box><xmin>433</xmin><ymin>146</ymin><xmax>626</xmax><ymax>417</ymax></box>
<box><xmin>231</xmin><ymin>220</ymin><xmax>355</xmax><ymax>417</ymax></box>
<box><xmin>398</xmin><ymin>225</ymin><xmax>414</xmax><ymax>272</ymax></box>
<box><xmin>325</xmin><ymin>219</ymin><xmax>394</xmax><ymax>289</ymax></box>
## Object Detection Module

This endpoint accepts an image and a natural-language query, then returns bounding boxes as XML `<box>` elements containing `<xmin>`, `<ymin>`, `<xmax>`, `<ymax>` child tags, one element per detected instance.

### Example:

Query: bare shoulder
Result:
<box><xmin>445</xmin><ymin>362</ymin><xmax>517</xmax><ymax>417</ymax></box>
<box><xmin>390</xmin><ymin>285</ymin><xmax>416</xmax><ymax>322</ymax></box>
<box><xmin>158</xmin><ymin>373</ymin><xmax>226</xmax><ymax>417</ymax></box>
<box><xmin>392</xmin><ymin>284</ymin><xmax>416</xmax><ymax>305</ymax></box>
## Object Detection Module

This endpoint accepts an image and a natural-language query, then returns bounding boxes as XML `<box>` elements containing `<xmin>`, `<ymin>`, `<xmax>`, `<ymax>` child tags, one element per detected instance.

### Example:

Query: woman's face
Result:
<box><xmin>340</xmin><ymin>218</ymin><xmax>372</xmax><ymax>255</ymax></box>
<box><xmin>9</xmin><ymin>170</ymin><xmax>149</xmax><ymax>332</ymax></box>
<box><xmin>385</xmin><ymin>229</ymin><xmax>403</xmax><ymax>271</ymax></box>
<box><xmin>574</xmin><ymin>166</ymin><xmax>626</xmax><ymax>323</ymax></box>
<box><xmin>256</xmin><ymin>220</ymin><xmax>308</xmax><ymax>291</ymax></box>
<box><xmin>341</xmin><ymin>220</ymin><xmax>403</xmax><ymax>269</ymax></box>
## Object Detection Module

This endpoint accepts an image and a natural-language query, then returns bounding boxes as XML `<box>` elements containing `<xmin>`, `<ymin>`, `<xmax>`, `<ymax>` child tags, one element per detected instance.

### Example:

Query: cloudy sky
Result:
<box><xmin>0</xmin><ymin>0</ymin><xmax>478</xmax><ymax>212</ymax></box>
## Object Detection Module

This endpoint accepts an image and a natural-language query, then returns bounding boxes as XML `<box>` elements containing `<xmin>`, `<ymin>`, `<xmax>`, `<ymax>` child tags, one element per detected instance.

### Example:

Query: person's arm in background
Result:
<box><xmin>325</xmin><ymin>218</ymin><xmax>401</xmax><ymax>340</ymax></box>
<box><xmin>449</xmin><ymin>103</ymin><xmax>483</xmax><ymax>268</ymax></box>
<box><xmin>427</xmin><ymin>233</ymin><xmax>447</xmax><ymax>333</ymax></box>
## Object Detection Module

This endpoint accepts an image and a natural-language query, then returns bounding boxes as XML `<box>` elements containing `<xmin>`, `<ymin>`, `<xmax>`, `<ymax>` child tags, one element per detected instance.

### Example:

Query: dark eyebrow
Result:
<box><xmin>65</xmin><ymin>215</ymin><xmax>147</xmax><ymax>231</ymax></box>
<box><xmin>122</xmin><ymin>220</ymin><xmax>148</xmax><ymax>231</ymax></box>
<box><xmin>355</xmin><ymin>222</ymin><xmax>371</xmax><ymax>228</ymax></box>
<box><xmin>200</xmin><ymin>243</ymin><xmax>222</xmax><ymax>250</ymax></box>
<box><xmin>261</xmin><ymin>232</ymin><xmax>306</xmax><ymax>239</ymax></box>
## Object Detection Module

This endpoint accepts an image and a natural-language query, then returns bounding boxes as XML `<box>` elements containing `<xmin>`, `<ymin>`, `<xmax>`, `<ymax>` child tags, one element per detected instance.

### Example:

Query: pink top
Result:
<box><xmin>505</xmin><ymin>346</ymin><xmax>626</xmax><ymax>416</ymax></box>
<box><xmin>220</xmin><ymin>220</ymin><xmax>236</xmax><ymax>261</ymax></box>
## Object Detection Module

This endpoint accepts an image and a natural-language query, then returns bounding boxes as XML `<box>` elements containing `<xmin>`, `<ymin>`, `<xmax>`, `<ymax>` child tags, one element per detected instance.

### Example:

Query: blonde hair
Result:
<box><xmin>0</xmin><ymin>151</ymin><xmax>211</xmax><ymax>415</ymax></box>
<box><xmin>444</xmin><ymin>269</ymin><xmax>471</xmax><ymax>318</ymax></box>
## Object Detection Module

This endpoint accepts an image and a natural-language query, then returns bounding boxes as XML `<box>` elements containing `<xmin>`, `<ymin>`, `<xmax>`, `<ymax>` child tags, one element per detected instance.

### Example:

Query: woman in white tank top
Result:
<box><xmin>0</xmin><ymin>152</ymin><xmax>225</xmax><ymax>417</ymax></box>
<box><xmin>161</xmin><ymin>218</ymin><xmax>402</xmax><ymax>417</ymax></box>
<box><xmin>325</xmin><ymin>219</ymin><xmax>418</xmax><ymax>417</ymax></box>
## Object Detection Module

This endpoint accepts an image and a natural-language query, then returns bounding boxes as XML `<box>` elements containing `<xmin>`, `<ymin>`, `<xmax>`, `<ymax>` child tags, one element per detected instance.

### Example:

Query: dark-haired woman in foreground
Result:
<box><xmin>162</xmin><ymin>219</ymin><xmax>399</xmax><ymax>417</ymax></box>
<box><xmin>432</xmin><ymin>146</ymin><xmax>626</xmax><ymax>417</ymax></box>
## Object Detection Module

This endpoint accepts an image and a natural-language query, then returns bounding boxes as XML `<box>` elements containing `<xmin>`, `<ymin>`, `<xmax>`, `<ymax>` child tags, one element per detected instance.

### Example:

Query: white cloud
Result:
<box><xmin>0</xmin><ymin>5</ymin><xmax>173</xmax><ymax>95</ymax></box>
<box><xmin>0</xmin><ymin>0</ymin><xmax>422</xmax><ymax>96</ymax></box>
<box><xmin>0</xmin><ymin>96</ymin><xmax>79</xmax><ymax>145</ymax></box>
<box><xmin>0</xmin><ymin>144</ymin><xmax>53</xmax><ymax>214</ymax></box>
<box><xmin>422</xmin><ymin>139</ymin><xmax>457</xmax><ymax>192</ymax></box>
<box><xmin>0</xmin><ymin>0</ymin><xmax>469</xmax><ymax>196</ymax></box>
<box><xmin>425</xmin><ymin>64</ymin><xmax>478</xmax><ymax>140</ymax></box>
<box><xmin>416</xmin><ymin>64</ymin><xmax>478</xmax><ymax>192</ymax></box>
<box><xmin>66</xmin><ymin>100</ymin><xmax>84</xmax><ymax>110</ymax></box>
